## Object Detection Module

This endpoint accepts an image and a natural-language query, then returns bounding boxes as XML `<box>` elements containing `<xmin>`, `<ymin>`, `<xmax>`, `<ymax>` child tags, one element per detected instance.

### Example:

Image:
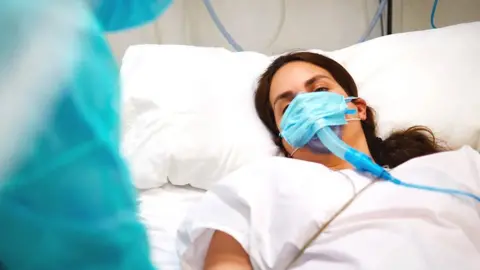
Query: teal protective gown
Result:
<box><xmin>0</xmin><ymin>1</ymin><xmax>172</xmax><ymax>269</ymax></box>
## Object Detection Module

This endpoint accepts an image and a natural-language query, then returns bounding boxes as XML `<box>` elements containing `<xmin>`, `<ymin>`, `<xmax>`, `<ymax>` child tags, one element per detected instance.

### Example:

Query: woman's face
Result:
<box><xmin>269</xmin><ymin>61</ymin><xmax>369</xmax><ymax>168</ymax></box>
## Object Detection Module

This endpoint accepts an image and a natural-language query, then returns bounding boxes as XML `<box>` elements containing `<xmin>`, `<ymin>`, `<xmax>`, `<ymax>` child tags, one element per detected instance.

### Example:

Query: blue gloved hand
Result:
<box><xmin>94</xmin><ymin>0</ymin><xmax>174</xmax><ymax>32</ymax></box>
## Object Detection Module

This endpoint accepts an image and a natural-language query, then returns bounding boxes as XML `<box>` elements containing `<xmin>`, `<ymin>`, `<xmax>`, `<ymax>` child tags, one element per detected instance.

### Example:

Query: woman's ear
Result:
<box><xmin>353</xmin><ymin>98</ymin><xmax>368</xmax><ymax>120</ymax></box>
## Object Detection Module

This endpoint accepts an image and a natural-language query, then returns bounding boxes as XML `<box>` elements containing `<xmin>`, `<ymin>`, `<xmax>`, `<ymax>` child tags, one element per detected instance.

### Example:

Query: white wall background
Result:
<box><xmin>107</xmin><ymin>0</ymin><xmax>480</xmax><ymax>61</ymax></box>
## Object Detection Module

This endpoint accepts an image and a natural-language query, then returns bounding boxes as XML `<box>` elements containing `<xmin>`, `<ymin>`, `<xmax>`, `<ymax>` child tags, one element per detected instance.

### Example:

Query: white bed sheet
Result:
<box><xmin>138</xmin><ymin>183</ymin><xmax>205</xmax><ymax>270</ymax></box>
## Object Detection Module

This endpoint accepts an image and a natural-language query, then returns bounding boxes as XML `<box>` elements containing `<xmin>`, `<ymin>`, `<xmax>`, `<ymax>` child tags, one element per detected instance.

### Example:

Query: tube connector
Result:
<box><xmin>345</xmin><ymin>148</ymin><xmax>390</xmax><ymax>179</ymax></box>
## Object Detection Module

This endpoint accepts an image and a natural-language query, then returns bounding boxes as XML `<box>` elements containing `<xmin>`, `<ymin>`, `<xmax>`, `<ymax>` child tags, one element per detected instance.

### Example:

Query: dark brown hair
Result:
<box><xmin>254</xmin><ymin>52</ymin><xmax>447</xmax><ymax>168</ymax></box>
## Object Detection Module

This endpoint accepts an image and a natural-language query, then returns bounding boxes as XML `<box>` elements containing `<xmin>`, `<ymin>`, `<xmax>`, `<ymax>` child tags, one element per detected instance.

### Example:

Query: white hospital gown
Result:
<box><xmin>177</xmin><ymin>146</ymin><xmax>480</xmax><ymax>270</ymax></box>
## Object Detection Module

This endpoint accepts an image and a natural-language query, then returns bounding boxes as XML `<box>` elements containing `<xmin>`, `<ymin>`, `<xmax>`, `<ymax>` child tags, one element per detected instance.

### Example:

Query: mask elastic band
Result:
<box><xmin>289</xmin><ymin>148</ymin><xmax>300</xmax><ymax>158</ymax></box>
<box><xmin>346</xmin><ymin>117</ymin><xmax>361</xmax><ymax>122</ymax></box>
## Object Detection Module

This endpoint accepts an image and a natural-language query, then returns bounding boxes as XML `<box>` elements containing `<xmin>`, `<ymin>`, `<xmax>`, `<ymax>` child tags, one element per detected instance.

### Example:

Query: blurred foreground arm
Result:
<box><xmin>0</xmin><ymin>1</ymin><xmax>174</xmax><ymax>269</ymax></box>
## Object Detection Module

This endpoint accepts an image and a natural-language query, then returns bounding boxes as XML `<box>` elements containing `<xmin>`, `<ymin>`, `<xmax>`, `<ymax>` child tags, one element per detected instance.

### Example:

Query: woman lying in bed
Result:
<box><xmin>177</xmin><ymin>52</ymin><xmax>480</xmax><ymax>270</ymax></box>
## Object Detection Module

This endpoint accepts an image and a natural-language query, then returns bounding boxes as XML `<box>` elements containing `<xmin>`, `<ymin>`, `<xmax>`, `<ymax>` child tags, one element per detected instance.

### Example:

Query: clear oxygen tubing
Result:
<box><xmin>201</xmin><ymin>0</ymin><xmax>286</xmax><ymax>52</ymax></box>
<box><xmin>358</xmin><ymin>0</ymin><xmax>389</xmax><ymax>42</ymax></box>
<box><xmin>431</xmin><ymin>0</ymin><xmax>439</xmax><ymax>29</ymax></box>
<box><xmin>316</xmin><ymin>127</ymin><xmax>389</xmax><ymax>179</ymax></box>
<box><xmin>204</xmin><ymin>0</ymin><xmax>390</xmax><ymax>51</ymax></box>
<box><xmin>316</xmin><ymin>127</ymin><xmax>480</xmax><ymax>202</ymax></box>
<box><xmin>202</xmin><ymin>0</ymin><xmax>244</xmax><ymax>51</ymax></box>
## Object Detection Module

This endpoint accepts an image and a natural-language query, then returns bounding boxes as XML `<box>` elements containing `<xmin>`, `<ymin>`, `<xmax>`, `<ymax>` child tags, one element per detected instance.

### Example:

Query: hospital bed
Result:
<box><xmin>120</xmin><ymin>21</ymin><xmax>480</xmax><ymax>269</ymax></box>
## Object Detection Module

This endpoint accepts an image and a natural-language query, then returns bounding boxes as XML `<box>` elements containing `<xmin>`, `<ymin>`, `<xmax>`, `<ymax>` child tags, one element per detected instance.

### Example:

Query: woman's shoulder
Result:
<box><xmin>394</xmin><ymin>146</ymin><xmax>480</xmax><ymax>192</ymax></box>
<box><xmin>398</xmin><ymin>146</ymin><xmax>479</xmax><ymax>170</ymax></box>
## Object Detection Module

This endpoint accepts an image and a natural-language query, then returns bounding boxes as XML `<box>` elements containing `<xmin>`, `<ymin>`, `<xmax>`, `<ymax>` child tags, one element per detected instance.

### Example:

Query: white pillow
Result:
<box><xmin>325</xmin><ymin>22</ymin><xmax>480</xmax><ymax>149</ymax></box>
<box><xmin>121</xmin><ymin>22</ymin><xmax>480</xmax><ymax>190</ymax></box>
<box><xmin>121</xmin><ymin>45</ymin><xmax>278</xmax><ymax>189</ymax></box>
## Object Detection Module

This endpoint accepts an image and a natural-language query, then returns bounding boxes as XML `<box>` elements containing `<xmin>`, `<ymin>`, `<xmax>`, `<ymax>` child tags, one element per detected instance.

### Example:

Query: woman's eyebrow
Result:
<box><xmin>304</xmin><ymin>74</ymin><xmax>329</xmax><ymax>89</ymax></box>
<box><xmin>273</xmin><ymin>91</ymin><xmax>296</xmax><ymax>109</ymax></box>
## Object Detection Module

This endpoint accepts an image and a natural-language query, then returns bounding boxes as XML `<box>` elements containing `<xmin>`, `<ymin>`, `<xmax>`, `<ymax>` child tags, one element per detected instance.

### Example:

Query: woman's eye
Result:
<box><xmin>282</xmin><ymin>104</ymin><xmax>290</xmax><ymax>114</ymax></box>
<box><xmin>314</xmin><ymin>87</ymin><xmax>328</xmax><ymax>92</ymax></box>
